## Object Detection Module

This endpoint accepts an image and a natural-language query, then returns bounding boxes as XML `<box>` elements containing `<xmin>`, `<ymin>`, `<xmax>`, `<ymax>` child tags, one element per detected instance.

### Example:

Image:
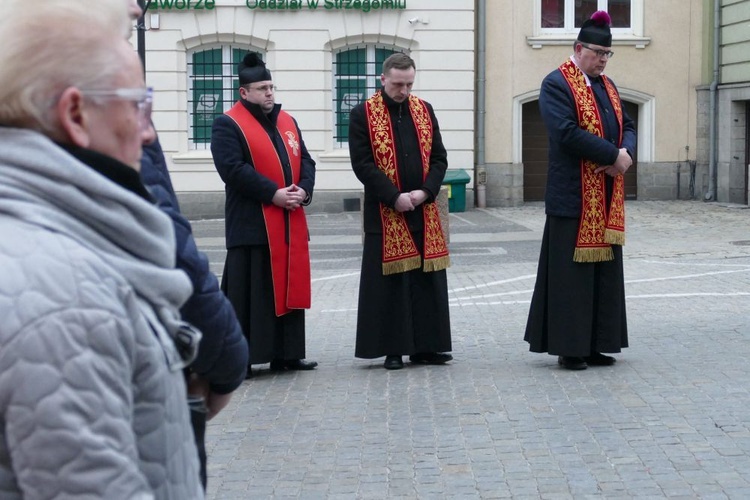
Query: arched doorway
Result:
<box><xmin>522</xmin><ymin>99</ymin><xmax>639</xmax><ymax>201</ymax></box>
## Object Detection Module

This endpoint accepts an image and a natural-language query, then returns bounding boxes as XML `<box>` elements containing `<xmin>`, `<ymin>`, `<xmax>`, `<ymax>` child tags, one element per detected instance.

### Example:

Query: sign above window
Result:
<box><xmin>148</xmin><ymin>0</ymin><xmax>407</xmax><ymax>11</ymax></box>
<box><xmin>148</xmin><ymin>0</ymin><xmax>216</xmax><ymax>9</ymax></box>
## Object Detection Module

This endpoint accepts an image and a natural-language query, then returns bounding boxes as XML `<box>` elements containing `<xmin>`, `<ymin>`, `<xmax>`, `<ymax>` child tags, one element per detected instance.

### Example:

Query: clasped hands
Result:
<box><xmin>394</xmin><ymin>189</ymin><xmax>428</xmax><ymax>213</ymax></box>
<box><xmin>594</xmin><ymin>148</ymin><xmax>632</xmax><ymax>177</ymax></box>
<box><xmin>272</xmin><ymin>184</ymin><xmax>306</xmax><ymax>211</ymax></box>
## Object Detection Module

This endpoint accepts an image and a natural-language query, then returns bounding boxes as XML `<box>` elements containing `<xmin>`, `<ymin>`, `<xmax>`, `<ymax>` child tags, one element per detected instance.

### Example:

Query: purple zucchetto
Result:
<box><xmin>577</xmin><ymin>11</ymin><xmax>612</xmax><ymax>47</ymax></box>
<box><xmin>238</xmin><ymin>53</ymin><xmax>272</xmax><ymax>86</ymax></box>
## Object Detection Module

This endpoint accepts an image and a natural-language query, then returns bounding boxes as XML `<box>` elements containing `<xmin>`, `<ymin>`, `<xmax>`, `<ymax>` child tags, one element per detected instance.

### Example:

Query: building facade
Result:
<box><xmin>138</xmin><ymin>0</ymin><xmax>746</xmax><ymax>214</ymax></box>
<box><xmin>698</xmin><ymin>0</ymin><xmax>750</xmax><ymax>204</ymax></box>
<box><xmin>139</xmin><ymin>0</ymin><xmax>475</xmax><ymax>216</ymax></box>
<box><xmin>482</xmin><ymin>0</ymin><xmax>706</xmax><ymax>207</ymax></box>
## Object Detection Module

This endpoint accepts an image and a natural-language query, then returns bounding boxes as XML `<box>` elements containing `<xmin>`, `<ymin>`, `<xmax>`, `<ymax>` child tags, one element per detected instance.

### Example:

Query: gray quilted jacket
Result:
<box><xmin>0</xmin><ymin>128</ymin><xmax>204</xmax><ymax>499</ymax></box>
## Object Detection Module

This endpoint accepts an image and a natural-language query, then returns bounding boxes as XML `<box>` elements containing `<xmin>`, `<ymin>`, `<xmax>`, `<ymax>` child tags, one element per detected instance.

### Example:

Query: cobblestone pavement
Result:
<box><xmin>192</xmin><ymin>201</ymin><xmax>750</xmax><ymax>499</ymax></box>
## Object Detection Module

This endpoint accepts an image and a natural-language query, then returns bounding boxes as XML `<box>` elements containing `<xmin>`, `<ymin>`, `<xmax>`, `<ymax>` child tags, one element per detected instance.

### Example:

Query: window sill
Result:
<box><xmin>172</xmin><ymin>150</ymin><xmax>213</xmax><ymax>164</ymax></box>
<box><xmin>526</xmin><ymin>35</ymin><xmax>651</xmax><ymax>50</ymax></box>
<box><xmin>317</xmin><ymin>149</ymin><xmax>351</xmax><ymax>162</ymax></box>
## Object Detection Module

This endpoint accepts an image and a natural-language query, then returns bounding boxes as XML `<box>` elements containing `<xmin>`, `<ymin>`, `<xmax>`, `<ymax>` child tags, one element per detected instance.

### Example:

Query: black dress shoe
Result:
<box><xmin>558</xmin><ymin>356</ymin><xmax>587</xmax><ymax>370</ymax></box>
<box><xmin>584</xmin><ymin>352</ymin><xmax>616</xmax><ymax>366</ymax></box>
<box><xmin>286</xmin><ymin>359</ymin><xmax>318</xmax><ymax>370</ymax></box>
<box><xmin>409</xmin><ymin>352</ymin><xmax>453</xmax><ymax>365</ymax></box>
<box><xmin>269</xmin><ymin>359</ymin><xmax>318</xmax><ymax>371</ymax></box>
<box><xmin>384</xmin><ymin>355</ymin><xmax>404</xmax><ymax>370</ymax></box>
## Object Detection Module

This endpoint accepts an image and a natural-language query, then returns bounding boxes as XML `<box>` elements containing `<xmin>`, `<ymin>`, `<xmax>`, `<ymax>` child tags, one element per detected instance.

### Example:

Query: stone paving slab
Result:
<box><xmin>194</xmin><ymin>201</ymin><xmax>750</xmax><ymax>499</ymax></box>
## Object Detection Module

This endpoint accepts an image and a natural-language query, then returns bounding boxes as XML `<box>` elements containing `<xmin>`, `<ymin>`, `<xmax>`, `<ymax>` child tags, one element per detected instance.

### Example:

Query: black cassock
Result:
<box><xmin>211</xmin><ymin>100</ymin><xmax>315</xmax><ymax>365</ymax></box>
<box><xmin>524</xmin><ymin>68</ymin><xmax>636</xmax><ymax>357</ymax></box>
<box><xmin>349</xmin><ymin>90</ymin><xmax>451</xmax><ymax>359</ymax></box>
<box><xmin>355</xmin><ymin>232</ymin><xmax>451</xmax><ymax>359</ymax></box>
<box><xmin>524</xmin><ymin>216</ymin><xmax>628</xmax><ymax>356</ymax></box>
<box><xmin>222</xmin><ymin>246</ymin><xmax>306</xmax><ymax>365</ymax></box>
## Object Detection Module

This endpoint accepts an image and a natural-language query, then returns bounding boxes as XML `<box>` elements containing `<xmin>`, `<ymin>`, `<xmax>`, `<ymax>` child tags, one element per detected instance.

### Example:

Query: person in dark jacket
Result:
<box><xmin>129</xmin><ymin>3</ymin><xmax>248</xmax><ymax>489</ymax></box>
<box><xmin>524</xmin><ymin>11</ymin><xmax>636</xmax><ymax>370</ymax></box>
<box><xmin>211</xmin><ymin>54</ymin><xmax>317</xmax><ymax>374</ymax></box>
<box><xmin>140</xmin><ymin>137</ymin><xmax>249</xmax><ymax>396</ymax></box>
<box><xmin>348</xmin><ymin>53</ymin><xmax>452</xmax><ymax>371</ymax></box>
<box><xmin>140</xmin><ymin>136</ymin><xmax>249</xmax><ymax>488</ymax></box>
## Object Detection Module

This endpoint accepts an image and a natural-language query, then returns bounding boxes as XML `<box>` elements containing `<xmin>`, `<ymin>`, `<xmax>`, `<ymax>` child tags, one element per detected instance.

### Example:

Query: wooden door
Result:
<box><xmin>523</xmin><ymin>99</ymin><xmax>639</xmax><ymax>201</ymax></box>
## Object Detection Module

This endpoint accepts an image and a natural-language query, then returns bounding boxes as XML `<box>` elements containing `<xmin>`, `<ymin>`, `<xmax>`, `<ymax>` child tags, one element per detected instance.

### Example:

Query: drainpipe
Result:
<box><xmin>475</xmin><ymin>0</ymin><xmax>487</xmax><ymax>208</ymax></box>
<box><xmin>706</xmin><ymin>0</ymin><xmax>720</xmax><ymax>201</ymax></box>
<box><xmin>136</xmin><ymin>0</ymin><xmax>153</xmax><ymax>70</ymax></box>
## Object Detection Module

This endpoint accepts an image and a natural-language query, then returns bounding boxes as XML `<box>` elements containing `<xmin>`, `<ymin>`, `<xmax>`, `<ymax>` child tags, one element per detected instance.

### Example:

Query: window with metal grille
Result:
<box><xmin>187</xmin><ymin>46</ymin><xmax>262</xmax><ymax>149</ymax></box>
<box><xmin>332</xmin><ymin>45</ymin><xmax>404</xmax><ymax>147</ymax></box>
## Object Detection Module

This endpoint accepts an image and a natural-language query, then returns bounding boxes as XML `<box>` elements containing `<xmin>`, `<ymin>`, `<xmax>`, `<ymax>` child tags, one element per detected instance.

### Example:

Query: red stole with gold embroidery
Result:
<box><xmin>558</xmin><ymin>60</ymin><xmax>626</xmax><ymax>263</ymax></box>
<box><xmin>364</xmin><ymin>91</ymin><xmax>450</xmax><ymax>275</ymax></box>
<box><xmin>226</xmin><ymin>102</ymin><xmax>311</xmax><ymax>315</ymax></box>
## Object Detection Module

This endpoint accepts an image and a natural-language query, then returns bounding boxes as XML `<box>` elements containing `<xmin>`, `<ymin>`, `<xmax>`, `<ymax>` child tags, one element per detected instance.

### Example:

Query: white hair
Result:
<box><xmin>0</xmin><ymin>0</ymin><xmax>132</xmax><ymax>132</ymax></box>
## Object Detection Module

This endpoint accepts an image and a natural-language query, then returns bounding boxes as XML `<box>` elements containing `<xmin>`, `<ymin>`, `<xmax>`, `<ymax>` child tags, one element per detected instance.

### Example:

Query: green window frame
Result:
<box><xmin>188</xmin><ymin>46</ymin><xmax>262</xmax><ymax>149</ymax></box>
<box><xmin>332</xmin><ymin>45</ymin><xmax>403</xmax><ymax>148</ymax></box>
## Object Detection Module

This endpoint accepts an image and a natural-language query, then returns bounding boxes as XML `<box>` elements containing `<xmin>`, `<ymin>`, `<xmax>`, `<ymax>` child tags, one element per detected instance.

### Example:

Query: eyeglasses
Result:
<box><xmin>80</xmin><ymin>87</ymin><xmax>153</xmax><ymax>130</ymax></box>
<box><xmin>246</xmin><ymin>84</ymin><xmax>276</xmax><ymax>93</ymax></box>
<box><xmin>580</xmin><ymin>43</ymin><xmax>614</xmax><ymax>59</ymax></box>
